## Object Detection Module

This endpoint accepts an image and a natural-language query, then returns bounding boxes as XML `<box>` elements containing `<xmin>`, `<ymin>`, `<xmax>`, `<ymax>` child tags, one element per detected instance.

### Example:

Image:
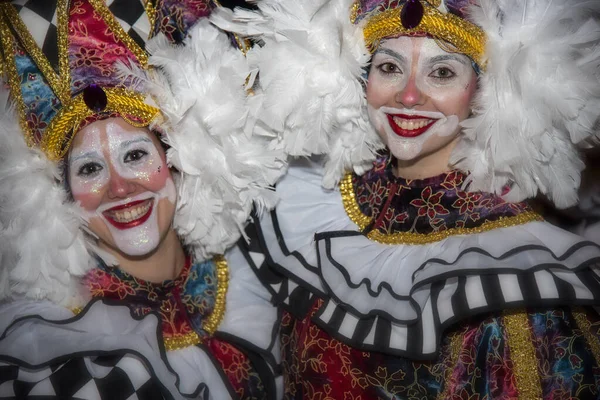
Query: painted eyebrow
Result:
<box><xmin>426</xmin><ymin>54</ymin><xmax>468</xmax><ymax>65</ymax></box>
<box><xmin>373</xmin><ymin>48</ymin><xmax>407</xmax><ymax>63</ymax></box>
<box><xmin>70</xmin><ymin>151</ymin><xmax>102</xmax><ymax>163</ymax></box>
<box><xmin>119</xmin><ymin>136</ymin><xmax>152</xmax><ymax>150</ymax></box>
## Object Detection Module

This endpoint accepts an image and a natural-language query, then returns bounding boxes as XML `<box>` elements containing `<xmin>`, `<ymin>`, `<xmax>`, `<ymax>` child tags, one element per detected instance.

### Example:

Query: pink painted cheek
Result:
<box><xmin>72</xmin><ymin>191</ymin><xmax>104</xmax><ymax>212</ymax></box>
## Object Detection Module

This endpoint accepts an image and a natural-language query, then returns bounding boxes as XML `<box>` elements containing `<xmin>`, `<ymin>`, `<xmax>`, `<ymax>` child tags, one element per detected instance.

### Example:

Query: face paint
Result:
<box><xmin>366</xmin><ymin>36</ymin><xmax>477</xmax><ymax>161</ymax></box>
<box><xmin>69</xmin><ymin>118</ymin><xmax>176</xmax><ymax>257</ymax></box>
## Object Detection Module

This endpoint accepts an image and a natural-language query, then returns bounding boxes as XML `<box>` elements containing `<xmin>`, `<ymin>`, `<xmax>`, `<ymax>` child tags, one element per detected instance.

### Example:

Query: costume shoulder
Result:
<box><xmin>244</xmin><ymin>158</ymin><xmax>600</xmax><ymax>359</ymax></box>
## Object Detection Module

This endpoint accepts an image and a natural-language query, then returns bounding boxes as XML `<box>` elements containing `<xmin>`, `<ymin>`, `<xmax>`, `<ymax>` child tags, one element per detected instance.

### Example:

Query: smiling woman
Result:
<box><xmin>213</xmin><ymin>0</ymin><xmax>600</xmax><ymax>398</ymax></box>
<box><xmin>68</xmin><ymin>119</ymin><xmax>180</xmax><ymax>275</ymax></box>
<box><xmin>0</xmin><ymin>1</ymin><xmax>284</xmax><ymax>399</ymax></box>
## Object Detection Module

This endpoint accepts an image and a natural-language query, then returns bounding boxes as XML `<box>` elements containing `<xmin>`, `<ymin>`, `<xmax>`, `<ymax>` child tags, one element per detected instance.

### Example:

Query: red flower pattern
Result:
<box><xmin>410</xmin><ymin>186</ymin><xmax>450</xmax><ymax>219</ymax></box>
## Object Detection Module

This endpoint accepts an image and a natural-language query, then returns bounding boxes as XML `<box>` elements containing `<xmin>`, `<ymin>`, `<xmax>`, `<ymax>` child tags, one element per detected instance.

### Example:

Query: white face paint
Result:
<box><xmin>69</xmin><ymin>118</ymin><xmax>176</xmax><ymax>257</ymax></box>
<box><xmin>366</xmin><ymin>36</ymin><xmax>477</xmax><ymax>161</ymax></box>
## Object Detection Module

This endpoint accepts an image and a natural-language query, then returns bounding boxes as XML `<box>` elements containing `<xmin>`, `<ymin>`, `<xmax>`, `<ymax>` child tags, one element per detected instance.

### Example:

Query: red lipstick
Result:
<box><xmin>387</xmin><ymin>114</ymin><xmax>437</xmax><ymax>138</ymax></box>
<box><xmin>102</xmin><ymin>199</ymin><xmax>154</xmax><ymax>230</ymax></box>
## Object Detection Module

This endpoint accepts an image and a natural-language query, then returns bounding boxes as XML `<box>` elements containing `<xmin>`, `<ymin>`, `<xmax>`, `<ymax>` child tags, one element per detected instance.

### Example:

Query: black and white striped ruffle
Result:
<box><xmin>245</xmin><ymin>208</ymin><xmax>600</xmax><ymax>359</ymax></box>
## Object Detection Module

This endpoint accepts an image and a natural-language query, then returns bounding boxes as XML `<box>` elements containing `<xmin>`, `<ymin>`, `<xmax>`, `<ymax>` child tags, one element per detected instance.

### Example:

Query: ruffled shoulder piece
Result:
<box><xmin>248</xmin><ymin>158</ymin><xmax>600</xmax><ymax>359</ymax></box>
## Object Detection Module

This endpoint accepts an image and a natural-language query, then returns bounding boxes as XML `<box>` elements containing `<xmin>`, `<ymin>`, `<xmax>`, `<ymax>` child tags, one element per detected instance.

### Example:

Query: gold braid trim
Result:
<box><xmin>41</xmin><ymin>88</ymin><xmax>159</xmax><ymax>161</ymax></box>
<box><xmin>339</xmin><ymin>173</ymin><xmax>543</xmax><ymax>245</ymax></box>
<box><xmin>437</xmin><ymin>330</ymin><xmax>464</xmax><ymax>400</ymax></box>
<box><xmin>362</xmin><ymin>2</ymin><xmax>486</xmax><ymax>67</ymax></box>
<box><xmin>0</xmin><ymin>9</ymin><xmax>35</xmax><ymax>147</ymax></box>
<box><xmin>1</xmin><ymin>4</ymin><xmax>70</xmax><ymax>103</ymax></box>
<box><xmin>503</xmin><ymin>310</ymin><xmax>543</xmax><ymax>400</ymax></box>
<box><xmin>572</xmin><ymin>307</ymin><xmax>600</xmax><ymax>367</ymax></box>
<box><xmin>88</xmin><ymin>0</ymin><xmax>148</xmax><ymax>68</ymax></box>
<box><xmin>163</xmin><ymin>255</ymin><xmax>229</xmax><ymax>351</ymax></box>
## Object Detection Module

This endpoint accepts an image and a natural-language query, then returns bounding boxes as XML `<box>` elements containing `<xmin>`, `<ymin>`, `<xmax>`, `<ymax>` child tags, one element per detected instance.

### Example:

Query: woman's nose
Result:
<box><xmin>107</xmin><ymin>172</ymin><xmax>136</xmax><ymax>199</ymax></box>
<box><xmin>395</xmin><ymin>76</ymin><xmax>426</xmax><ymax>108</ymax></box>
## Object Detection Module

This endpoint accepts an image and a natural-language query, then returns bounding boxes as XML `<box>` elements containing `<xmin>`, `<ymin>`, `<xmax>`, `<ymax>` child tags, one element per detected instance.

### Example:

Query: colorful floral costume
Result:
<box><xmin>0</xmin><ymin>1</ymin><xmax>283</xmax><ymax>398</ymax></box>
<box><xmin>241</xmin><ymin>156</ymin><xmax>600</xmax><ymax>399</ymax></box>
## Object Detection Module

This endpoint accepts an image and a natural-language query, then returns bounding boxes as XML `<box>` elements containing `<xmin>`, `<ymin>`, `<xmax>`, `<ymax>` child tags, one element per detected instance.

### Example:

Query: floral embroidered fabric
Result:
<box><xmin>353</xmin><ymin>155</ymin><xmax>533</xmax><ymax>235</ymax></box>
<box><xmin>84</xmin><ymin>258</ymin><xmax>269</xmax><ymax>398</ymax></box>
<box><xmin>281</xmin><ymin>299</ymin><xmax>600</xmax><ymax>399</ymax></box>
<box><xmin>85</xmin><ymin>256</ymin><xmax>217</xmax><ymax>343</ymax></box>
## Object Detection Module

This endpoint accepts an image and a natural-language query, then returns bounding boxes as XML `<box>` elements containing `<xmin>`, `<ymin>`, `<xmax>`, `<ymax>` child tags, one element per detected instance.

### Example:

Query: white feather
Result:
<box><xmin>0</xmin><ymin>90</ymin><xmax>93</xmax><ymax>308</ymax></box>
<box><xmin>211</xmin><ymin>0</ymin><xmax>384</xmax><ymax>188</ymax></box>
<box><xmin>453</xmin><ymin>0</ymin><xmax>600</xmax><ymax>208</ymax></box>
<box><xmin>123</xmin><ymin>20</ymin><xmax>286</xmax><ymax>260</ymax></box>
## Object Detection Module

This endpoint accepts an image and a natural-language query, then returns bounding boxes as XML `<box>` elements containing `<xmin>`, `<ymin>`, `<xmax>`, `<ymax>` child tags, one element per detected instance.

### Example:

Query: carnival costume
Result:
<box><xmin>0</xmin><ymin>1</ymin><xmax>285</xmax><ymax>398</ymax></box>
<box><xmin>213</xmin><ymin>0</ymin><xmax>600</xmax><ymax>398</ymax></box>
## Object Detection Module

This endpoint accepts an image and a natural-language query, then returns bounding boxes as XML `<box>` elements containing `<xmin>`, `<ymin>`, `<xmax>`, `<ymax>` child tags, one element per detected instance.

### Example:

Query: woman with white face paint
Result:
<box><xmin>213</xmin><ymin>0</ymin><xmax>600</xmax><ymax>397</ymax></box>
<box><xmin>0</xmin><ymin>1</ymin><xmax>284</xmax><ymax>399</ymax></box>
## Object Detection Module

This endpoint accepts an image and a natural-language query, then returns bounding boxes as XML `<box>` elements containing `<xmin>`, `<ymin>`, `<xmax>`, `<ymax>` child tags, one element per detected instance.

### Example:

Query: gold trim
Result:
<box><xmin>203</xmin><ymin>254</ymin><xmax>229</xmax><ymax>335</ymax></box>
<box><xmin>573</xmin><ymin>307</ymin><xmax>600</xmax><ymax>367</ymax></box>
<box><xmin>143</xmin><ymin>0</ymin><xmax>157</xmax><ymax>36</ymax></box>
<box><xmin>41</xmin><ymin>88</ymin><xmax>160</xmax><ymax>161</ymax></box>
<box><xmin>339</xmin><ymin>172</ymin><xmax>373</xmax><ymax>229</ymax></box>
<box><xmin>0</xmin><ymin>9</ymin><xmax>35</xmax><ymax>146</ymax></box>
<box><xmin>362</xmin><ymin>2</ymin><xmax>486</xmax><ymax>66</ymax></box>
<box><xmin>56</xmin><ymin>0</ymin><xmax>70</xmax><ymax>101</ymax></box>
<box><xmin>164</xmin><ymin>255</ymin><xmax>229</xmax><ymax>351</ymax></box>
<box><xmin>503</xmin><ymin>310</ymin><xmax>543</xmax><ymax>400</ymax></box>
<box><xmin>339</xmin><ymin>172</ymin><xmax>543</xmax><ymax>245</ymax></box>
<box><xmin>74</xmin><ymin>256</ymin><xmax>230</xmax><ymax>352</ymax></box>
<box><xmin>88</xmin><ymin>0</ymin><xmax>148</xmax><ymax>68</ymax></box>
<box><xmin>1</xmin><ymin>4</ymin><xmax>70</xmax><ymax>103</ymax></box>
<box><xmin>437</xmin><ymin>330</ymin><xmax>464</xmax><ymax>400</ymax></box>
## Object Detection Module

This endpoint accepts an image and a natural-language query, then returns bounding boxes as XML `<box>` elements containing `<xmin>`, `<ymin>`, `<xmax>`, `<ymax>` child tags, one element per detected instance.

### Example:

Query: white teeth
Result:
<box><xmin>392</xmin><ymin>117</ymin><xmax>433</xmax><ymax>131</ymax></box>
<box><xmin>109</xmin><ymin>202</ymin><xmax>151</xmax><ymax>224</ymax></box>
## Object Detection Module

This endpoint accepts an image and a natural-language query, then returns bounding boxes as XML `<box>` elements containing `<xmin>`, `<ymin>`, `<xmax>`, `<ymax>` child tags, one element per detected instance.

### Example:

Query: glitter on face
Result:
<box><xmin>366</xmin><ymin>36</ymin><xmax>477</xmax><ymax>161</ymax></box>
<box><xmin>68</xmin><ymin>119</ymin><xmax>176</xmax><ymax>257</ymax></box>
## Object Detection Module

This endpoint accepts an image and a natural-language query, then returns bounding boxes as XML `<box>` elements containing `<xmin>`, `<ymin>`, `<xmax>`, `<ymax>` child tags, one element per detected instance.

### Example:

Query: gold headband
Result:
<box><xmin>41</xmin><ymin>88</ymin><xmax>160</xmax><ymax>161</ymax></box>
<box><xmin>358</xmin><ymin>1</ymin><xmax>486</xmax><ymax>67</ymax></box>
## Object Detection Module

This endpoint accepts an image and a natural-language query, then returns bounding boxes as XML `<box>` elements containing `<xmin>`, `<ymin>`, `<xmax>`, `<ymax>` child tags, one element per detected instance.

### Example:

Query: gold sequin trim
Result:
<box><xmin>349</xmin><ymin>1</ymin><xmax>361</xmax><ymax>24</ymax></box>
<box><xmin>437</xmin><ymin>330</ymin><xmax>464</xmax><ymax>400</ymax></box>
<box><xmin>503</xmin><ymin>310</ymin><xmax>543</xmax><ymax>400</ymax></box>
<box><xmin>164</xmin><ymin>255</ymin><xmax>229</xmax><ymax>351</ymax></box>
<box><xmin>202</xmin><ymin>255</ymin><xmax>229</xmax><ymax>335</ymax></box>
<box><xmin>41</xmin><ymin>88</ymin><xmax>160</xmax><ymax>161</ymax></box>
<box><xmin>88</xmin><ymin>0</ymin><xmax>148</xmax><ymax>67</ymax></box>
<box><xmin>573</xmin><ymin>307</ymin><xmax>600</xmax><ymax>367</ymax></box>
<box><xmin>143</xmin><ymin>0</ymin><xmax>157</xmax><ymax>37</ymax></box>
<box><xmin>1</xmin><ymin>4</ymin><xmax>70</xmax><ymax>103</ymax></box>
<box><xmin>339</xmin><ymin>173</ymin><xmax>543</xmax><ymax>245</ymax></box>
<box><xmin>57</xmin><ymin>0</ymin><xmax>70</xmax><ymax>100</ymax></box>
<box><xmin>362</xmin><ymin>1</ymin><xmax>486</xmax><ymax>67</ymax></box>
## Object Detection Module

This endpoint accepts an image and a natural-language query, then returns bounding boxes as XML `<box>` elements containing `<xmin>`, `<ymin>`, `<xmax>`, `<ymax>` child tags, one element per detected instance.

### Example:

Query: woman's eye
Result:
<box><xmin>378</xmin><ymin>62</ymin><xmax>402</xmax><ymax>74</ymax></box>
<box><xmin>77</xmin><ymin>162</ymin><xmax>102</xmax><ymax>177</ymax></box>
<box><xmin>430</xmin><ymin>67</ymin><xmax>456</xmax><ymax>80</ymax></box>
<box><xmin>124</xmin><ymin>149</ymin><xmax>148</xmax><ymax>163</ymax></box>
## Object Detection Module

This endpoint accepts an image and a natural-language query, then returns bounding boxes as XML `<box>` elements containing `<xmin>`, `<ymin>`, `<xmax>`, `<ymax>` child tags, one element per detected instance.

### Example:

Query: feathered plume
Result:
<box><xmin>0</xmin><ymin>90</ymin><xmax>93</xmax><ymax>308</ymax></box>
<box><xmin>211</xmin><ymin>0</ymin><xmax>384</xmax><ymax>188</ymax></box>
<box><xmin>123</xmin><ymin>20</ymin><xmax>286</xmax><ymax>260</ymax></box>
<box><xmin>453</xmin><ymin>0</ymin><xmax>600</xmax><ymax>208</ymax></box>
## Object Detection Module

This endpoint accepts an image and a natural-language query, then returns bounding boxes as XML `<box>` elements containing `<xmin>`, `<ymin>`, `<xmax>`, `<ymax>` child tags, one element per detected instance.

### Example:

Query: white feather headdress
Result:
<box><xmin>212</xmin><ymin>0</ymin><xmax>384</xmax><ymax>188</ymax></box>
<box><xmin>452</xmin><ymin>0</ymin><xmax>600</xmax><ymax>208</ymax></box>
<box><xmin>0</xmin><ymin>20</ymin><xmax>285</xmax><ymax>306</ymax></box>
<box><xmin>213</xmin><ymin>0</ymin><xmax>600</xmax><ymax>207</ymax></box>
<box><xmin>0</xmin><ymin>92</ymin><xmax>93</xmax><ymax>308</ymax></box>
<box><xmin>125</xmin><ymin>19</ymin><xmax>286</xmax><ymax>259</ymax></box>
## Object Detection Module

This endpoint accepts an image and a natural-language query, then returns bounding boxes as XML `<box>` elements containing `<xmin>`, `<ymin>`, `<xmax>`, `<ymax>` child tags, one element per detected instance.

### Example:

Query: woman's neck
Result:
<box><xmin>99</xmin><ymin>229</ymin><xmax>187</xmax><ymax>283</ymax></box>
<box><xmin>392</xmin><ymin>137</ymin><xmax>459</xmax><ymax>180</ymax></box>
